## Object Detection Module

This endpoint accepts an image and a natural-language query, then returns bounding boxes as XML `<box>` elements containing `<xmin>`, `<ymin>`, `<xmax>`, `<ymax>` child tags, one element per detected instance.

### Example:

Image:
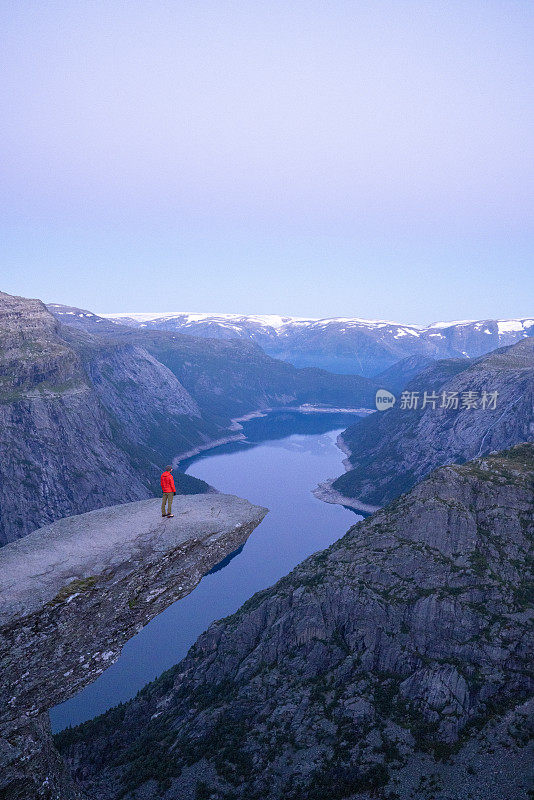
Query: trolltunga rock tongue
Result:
<box><xmin>0</xmin><ymin>494</ymin><xmax>268</xmax><ymax>733</ymax></box>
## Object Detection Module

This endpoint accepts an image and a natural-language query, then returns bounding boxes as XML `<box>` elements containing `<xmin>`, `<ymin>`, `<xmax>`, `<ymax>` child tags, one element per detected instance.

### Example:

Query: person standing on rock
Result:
<box><xmin>160</xmin><ymin>465</ymin><xmax>176</xmax><ymax>518</ymax></box>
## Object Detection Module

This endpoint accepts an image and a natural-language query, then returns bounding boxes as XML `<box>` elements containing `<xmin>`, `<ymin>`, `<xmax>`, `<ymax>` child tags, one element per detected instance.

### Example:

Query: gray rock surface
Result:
<box><xmin>0</xmin><ymin>493</ymin><xmax>267</xmax><ymax>798</ymax></box>
<box><xmin>58</xmin><ymin>445</ymin><xmax>533</xmax><ymax>800</ymax></box>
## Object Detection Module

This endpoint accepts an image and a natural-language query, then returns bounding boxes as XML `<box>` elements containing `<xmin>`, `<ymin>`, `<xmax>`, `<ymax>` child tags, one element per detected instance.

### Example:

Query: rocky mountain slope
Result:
<box><xmin>0</xmin><ymin>493</ymin><xmax>267</xmax><ymax>800</ymax></box>
<box><xmin>57</xmin><ymin>445</ymin><xmax>534</xmax><ymax>800</ymax></box>
<box><xmin>1</xmin><ymin>292</ymin><xmax>377</xmax><ymax>544</ymax></box>
<box><xmin>0</xmin><ymin>292</ymin><xmax>213</xmax><ymax>545</ymax></box>
<box><xmin>327</xmin><ymin>338</ymin><xmax>534</xmax><ymax>512</ymax></box>
<box><xmin>81</xmin><ymin>309</ymin><xmax>534</xmax><ymax>376</ymax></box>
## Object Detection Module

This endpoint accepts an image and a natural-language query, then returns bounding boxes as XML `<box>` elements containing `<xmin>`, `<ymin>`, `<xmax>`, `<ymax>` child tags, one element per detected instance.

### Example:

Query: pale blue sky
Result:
<box><xmin>1</xmin><ymin>1</ymin><xmax>533</xmax><ymax>323</ymax></box>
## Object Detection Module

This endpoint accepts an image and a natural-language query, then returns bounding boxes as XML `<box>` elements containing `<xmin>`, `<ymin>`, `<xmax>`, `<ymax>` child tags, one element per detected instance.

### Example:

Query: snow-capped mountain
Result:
<box><xmin>97</xmin><ymin>311</ymin><xmax>534</xmax><ymax>376</ymax></box>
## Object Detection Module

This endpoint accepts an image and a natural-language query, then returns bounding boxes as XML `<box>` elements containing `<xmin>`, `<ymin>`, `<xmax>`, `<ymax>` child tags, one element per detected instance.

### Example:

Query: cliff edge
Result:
<box><xmin>0</xmin><ymin>493</ymin><xmax>268</xmax><ymax>799</ymax></box>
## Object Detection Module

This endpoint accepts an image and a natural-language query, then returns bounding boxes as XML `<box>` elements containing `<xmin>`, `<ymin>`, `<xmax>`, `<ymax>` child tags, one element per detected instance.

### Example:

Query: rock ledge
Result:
<box><xmin>1</xmin><ymin>494</ymin><xmax>267</xmax><ymax>731</ymax></box>
<box><xmin>0</xmin><ymin>493</ymin><xmax>267</xmax><ymax>800</ymax></box>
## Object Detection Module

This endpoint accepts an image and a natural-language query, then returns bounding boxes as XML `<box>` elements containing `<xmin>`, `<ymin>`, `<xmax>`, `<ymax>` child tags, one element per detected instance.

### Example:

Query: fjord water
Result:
<box><xmin>50</xmin><ymin>412</ymin><xmax>363</xmax><ymax>731</ymax></box>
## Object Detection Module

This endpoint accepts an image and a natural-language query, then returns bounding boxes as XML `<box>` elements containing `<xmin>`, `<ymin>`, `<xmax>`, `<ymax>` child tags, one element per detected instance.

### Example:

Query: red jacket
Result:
<box><xmin>160</xmin><ymin>471</ymin><xmax>176</xmax><ymax>493</ymax></box>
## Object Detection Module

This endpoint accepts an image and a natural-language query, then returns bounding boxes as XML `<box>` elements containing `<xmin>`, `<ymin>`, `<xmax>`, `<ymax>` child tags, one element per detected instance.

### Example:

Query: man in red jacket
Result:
<box><xmin>160</xmin><ymin>465</ymin><xmax>176</xmax><ymax>518</ymax></box>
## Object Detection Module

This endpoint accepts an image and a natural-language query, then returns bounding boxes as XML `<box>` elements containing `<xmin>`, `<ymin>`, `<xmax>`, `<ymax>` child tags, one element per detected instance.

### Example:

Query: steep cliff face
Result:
<box><xmin>0</xmin><ymin>493</ymin><xmax>268</xmax><ymax>800</ymax></box>
<box><xmin>0</xmin><ymin>293</ymin><xmax>149</xmax><ymax>544</ymax></box>
<box><xmin>329</xmin><ymin>338</ymin><xmax>534</xmax><ymax>511</ymax></box>
<box><xmin>60</xmin><ymin>328</ymin><xmax>225</xmax><ymax>467</ymax></box>
<box><xmin>57</xmin><ymin>445</ymin><xmax>533</xmax><ymax>800</ymax></box>
<box><xmin>0</xmin><ymin>292</ymin><xmax>210</xmax><ymax>545</ymax></box>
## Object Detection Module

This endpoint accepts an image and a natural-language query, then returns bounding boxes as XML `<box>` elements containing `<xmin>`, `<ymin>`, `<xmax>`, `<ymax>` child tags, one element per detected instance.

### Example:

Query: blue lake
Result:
<box><xmin>50</xmin><ymin>411</ymin><xmax>363</xmax><ymax>732</ymax></box>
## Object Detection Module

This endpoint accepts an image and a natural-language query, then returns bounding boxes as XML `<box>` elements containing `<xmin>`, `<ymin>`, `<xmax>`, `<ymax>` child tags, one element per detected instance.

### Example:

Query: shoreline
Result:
<box><xmin>334</xmin><ymin>430</ymin><xmax>354</xmax><ymax>472</ymax></box>
<box><xmin>312</xmin><ymin>430</ymin><xmax>380</xmax><ymax>515</ymax></box>
<box><xmin>312</xmin><ymin>480</ymin><xmax>380</xmax><ymax>515</ymax></box>
<box><xmin>283</xmin><ymin>405</ymin><xmax>374</xmax><ymax>415</ymax></box>
<box><xmin>173</xmin><ymin>432</ymin><xmax>247</xmax><ymax>467</ymax></box>
<box><xmin>174</xmin><ymin>406</ymin><xmax>374</xmax><ymax>466</ymax></box>
<box><xmin>231</xmin><ymin>405</ymin><xmax>374</xmax><ymax>425</ymax></box>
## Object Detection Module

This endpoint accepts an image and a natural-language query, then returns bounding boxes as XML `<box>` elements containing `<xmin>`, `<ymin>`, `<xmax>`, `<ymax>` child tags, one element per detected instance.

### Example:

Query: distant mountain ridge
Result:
<box><xmin>100</xmin><ymin>309</ymin><xmax>533</xmax><ymax>332</ymax></box>
<box><xmin>90</xmin><ymin>309</ymin><xmax>534</xmax><ymax>376</ymax></box>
